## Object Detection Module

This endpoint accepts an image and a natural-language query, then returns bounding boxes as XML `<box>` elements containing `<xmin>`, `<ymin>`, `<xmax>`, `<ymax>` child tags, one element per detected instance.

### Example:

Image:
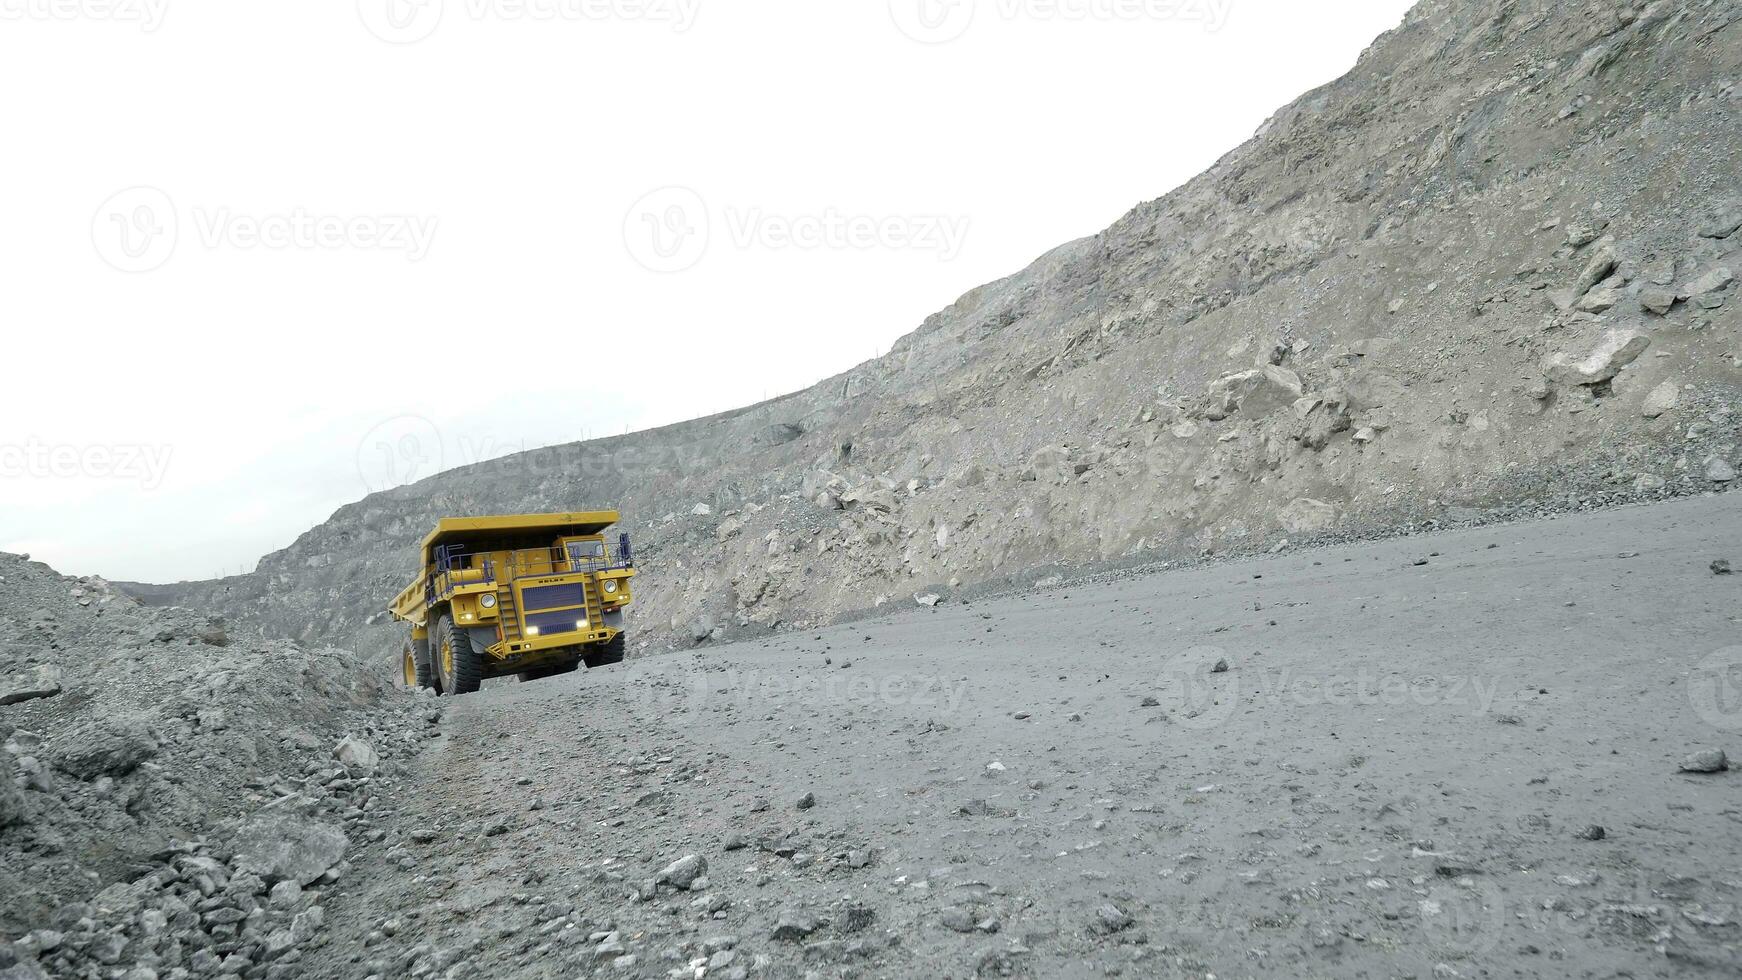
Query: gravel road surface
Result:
<box><xmin>308</xmin><ymin>493</ymin><xmax>1742</xmax><ymax>979</ymax></box>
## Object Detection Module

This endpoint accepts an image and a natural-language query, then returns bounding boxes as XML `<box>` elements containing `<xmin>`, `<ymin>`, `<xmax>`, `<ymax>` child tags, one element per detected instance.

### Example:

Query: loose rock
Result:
<box><xmin>49</xmin><ymin>716</ymin><xmax>157</xmax><ymax>780</ymax></box>
<box><xmin>0</xmin><ymin>665</ymin><xmax>63</xmax><ymax>707</ymax></box>
<box><xmin>1089</xmin><ymin>904</ymin><xmax>1133</xmax><ymax>935</ymax></box>
<box><xmin>1641</xmin><ymin>382</ymin><xmax>1680</xmax><ymax>419</ymax></box>
<box><xmin>1680</xmin><ymin>750</ymin><xmax>1729</xmax><ymax>774</ymax></box>
<box><xmin>233</xmin><ymin>813</ymin><xmax>350</xmax><ymax>884</ymax></box>
<box><xmin>1542</xmin><ymin>330</ymin><xmax>1650</xmax><ymax>386</ymax></box>
<box><xmin>334</xmin><ymin>736</ymin><xmax>379</xmax><ymax>774</ymax></box>
<box><xmin>770</xmin><ymin>911</ymin><xmax>819</xmax><ymax>942</ymax></box>
<box><xmin>657</xmin><ymin>854</ymin><xmax>708</xmax><ymax>891</ymax></box>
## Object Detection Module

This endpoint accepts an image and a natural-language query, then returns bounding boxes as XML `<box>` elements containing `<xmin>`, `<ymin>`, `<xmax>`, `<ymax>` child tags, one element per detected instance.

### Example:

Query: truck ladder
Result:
<box><xmin>584</xmin><ymin>580</ymin><xmax>604</xmax><ymax>632</ymax></box>
<box><xmin>496</xmin><ymin>586</ymin><xmax>522</xmax><ymax>643</ymax></box>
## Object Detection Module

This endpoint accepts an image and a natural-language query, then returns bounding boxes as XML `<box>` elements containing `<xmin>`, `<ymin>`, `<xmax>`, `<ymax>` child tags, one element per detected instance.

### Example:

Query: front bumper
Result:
<box><xmin>485</xmin><ymin>608</ymin><xmax>626</xmax><ymax>662</ymax></box>
<box><xmin>487</xmin><ymin>627</ymin><xmax>617</xmax><ymax>660</ymax></box>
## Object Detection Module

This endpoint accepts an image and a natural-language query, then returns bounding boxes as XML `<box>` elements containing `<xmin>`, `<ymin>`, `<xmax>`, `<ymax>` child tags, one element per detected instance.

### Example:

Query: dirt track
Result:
<box><xmin>308</xmin><ymin>493</ymin><xmax>1742</xmax><ymax>979</ymax></box>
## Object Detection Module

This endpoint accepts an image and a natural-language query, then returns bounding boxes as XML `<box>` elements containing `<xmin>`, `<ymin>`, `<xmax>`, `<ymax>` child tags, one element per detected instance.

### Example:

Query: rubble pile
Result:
<box><xmin>0</xmin><ymin>552</ymin><xmax>433</xmax><ymax>979</ymax></box>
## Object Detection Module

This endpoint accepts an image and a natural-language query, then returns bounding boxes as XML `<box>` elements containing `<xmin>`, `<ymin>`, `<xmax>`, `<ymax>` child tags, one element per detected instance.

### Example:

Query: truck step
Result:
<box><xmin>497</xmin><ymin>587</ymin><xmax>521</xmax><ymax>640</ymax></box>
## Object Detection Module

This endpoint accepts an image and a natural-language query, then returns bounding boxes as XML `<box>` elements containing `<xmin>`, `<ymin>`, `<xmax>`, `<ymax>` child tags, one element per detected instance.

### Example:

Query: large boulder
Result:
<box><xmin>656</xmin><ymin>854</ymin><xmax>707</xmax><ymax>890</ymax></box>
<box><xmin>1278</xmin><ymin>498</ymin><xmax>1339</xmax><ymax>534</ymax></box>
<box><xmin>1638</xmin><ymin>286</ymin><xmax>1677</xmax><ymax>315</ymax></box>
<box><xmin>1199</xmin><ymin>366</ymin><xmax>1304</xmax><ymax>421</ymax></box>
<box><xmin>771</xmin><ymin>910</ymin><xmax>820</xmax><ymax>942</ymax></box>
<box><xmin>333</xmin><ymin>736</ymin><xmax>378</xmax><ymax>774</ymax></box>
<box><xmin>1642</xmin><ymin>382</ymin><xmax>1681</xmax><ymax>419</ymax></box>
<box><xmin>49</xmin><ymin>716</ymin><xmax>157</xmax><ymax>780</ymax></box>
<box><xmin>1699</xmin><ymin>204</ymin><xmax>1742</xmax><ymax>239</ymax></box>
<box><xmin>1023</xmin><ymin>445</ymin><xmax>1090</xmax><ymax>485</ymax></box>
<box><xmin>688</xmin><ymin>616</ymin><xmax>717</xmax><ymax>644</ymax></box>
<box><xmin>0</xmin><ymin>666</ymin><xmax>63</xmax><ymax>707</ymax></box>
<box><xmin>951</xmin><ymin>464</ymin><xmax>990</xmax><ymax>488</ymax></box>
<box><xmin>233</xmin><ymin>813</ymin><xmax>349</xmax><ymax>885</ymax></box>
<box><xmin>1541</xmin><ymin>329</ymin><xmax>1650</xmax><ymax>386</ymax></box>
<box><xmin>1575</xmin><ymin>240</ymin><xmax>1619</xmax><ymax>287</ymax></box>
<box><xmin>840</xmin><ymin>485</ymin><xmax>900</xmax><ymax>511</ymax></box>
<box><xmin>1679</xmin><ymin>266</ymin><xmax>1734</xmax><ymax>300</ymax></box>
<box><xmin>1295</xmin><ymin>389</ymin><xmax>1353</xmax><ymax>450</ymax></box>
<box><xmin>754</xmin><ymin>422</ymin><xmax>804</xmax><ymax>448</ymax></box>
<box><xmin>1550</xmin><ymin>238</ymin><xmax>1618</xmax><ymax>310</ymax></box>
<box><xmin>1575</xmin><ymin>281</ymin><xmax>1622</xmax><ymax>313</ymax></box>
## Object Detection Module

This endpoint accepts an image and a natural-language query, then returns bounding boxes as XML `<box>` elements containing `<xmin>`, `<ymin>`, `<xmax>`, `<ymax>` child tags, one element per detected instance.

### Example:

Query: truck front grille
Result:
<box><xmin>522</xmin><ymin>583</ymin><xmax>587</xmax><ymax>611</ymax></box>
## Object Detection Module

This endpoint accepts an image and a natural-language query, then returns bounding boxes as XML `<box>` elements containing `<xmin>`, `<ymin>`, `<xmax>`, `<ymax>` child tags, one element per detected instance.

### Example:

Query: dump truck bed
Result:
<box><xmin>418</xmin><ymin>511</ymin><xmax>621</xmax><ymax>562</ymax></box>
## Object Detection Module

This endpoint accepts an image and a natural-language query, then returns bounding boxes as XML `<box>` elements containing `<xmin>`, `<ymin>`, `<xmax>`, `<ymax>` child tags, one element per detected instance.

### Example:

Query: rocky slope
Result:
<box><xmin>0</xmin><ymin>551</ymin><xmax>434</xmax><ymax>979</ymax></box>
<box><xmin>132</xmin><ymin>0</ymin><xmax>1742</xmax><ymax>663</ymax></box>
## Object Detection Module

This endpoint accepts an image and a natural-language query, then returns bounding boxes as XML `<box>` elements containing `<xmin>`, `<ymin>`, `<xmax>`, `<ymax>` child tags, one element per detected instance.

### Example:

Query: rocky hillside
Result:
<box><xmin>134</xmin><ymin>0</ymin><xmax>1742</xmax><ymax>660</ymax></box>
<box><xmin>0</xmin><ymin>551</ymin><xmax>434</xmax><ymax>979</ymax></box>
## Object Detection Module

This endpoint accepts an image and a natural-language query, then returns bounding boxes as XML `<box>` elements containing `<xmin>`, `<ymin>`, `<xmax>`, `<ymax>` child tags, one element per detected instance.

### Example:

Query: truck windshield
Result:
<box><xmin>566</xmin><ymin>540</ymin><xmax>605</xmax><ymax>566</ymax></box>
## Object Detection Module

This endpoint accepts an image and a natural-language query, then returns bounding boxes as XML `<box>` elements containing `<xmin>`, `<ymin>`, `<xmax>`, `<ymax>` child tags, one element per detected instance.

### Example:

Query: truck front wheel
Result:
<box><xmin>584</xmin><ymin>633</ymin><xmax>626</xmax><ymax>669</ymax></box>
<box><xmin>433</xmin><ymin>614</ymin><xmax>484</xmax><ymax>696</ymax></box>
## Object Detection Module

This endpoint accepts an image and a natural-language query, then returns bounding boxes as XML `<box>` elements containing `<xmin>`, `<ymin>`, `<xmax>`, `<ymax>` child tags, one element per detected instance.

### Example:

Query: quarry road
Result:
<box><xmin>311</xmin><ymin>493</ymin><xmax>1742</xmax><ymax>980</ymax></box>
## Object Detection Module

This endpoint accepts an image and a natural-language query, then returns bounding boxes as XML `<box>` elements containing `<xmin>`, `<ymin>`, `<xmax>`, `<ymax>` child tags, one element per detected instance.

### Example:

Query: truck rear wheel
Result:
<box><xmin>584</xmin><ymin>633</ymin><xmax>626</xmax><ymax>669</ymax></box>
<box><xmin>402</xmin><ymin>635</ymin><xmax>434</xmax><ymax>690</ymax></box>
<box><xmin>433</xmin><ymin>614</ymin><xmax>484</xmax><ymax>696</ymax></box>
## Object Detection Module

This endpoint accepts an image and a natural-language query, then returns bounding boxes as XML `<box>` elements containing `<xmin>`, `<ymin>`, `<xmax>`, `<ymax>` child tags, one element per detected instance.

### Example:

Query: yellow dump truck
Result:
<box><xmin>389</xmin><ymin>512</ymin><xmax>635</xmax><ymax>695</ymax></box>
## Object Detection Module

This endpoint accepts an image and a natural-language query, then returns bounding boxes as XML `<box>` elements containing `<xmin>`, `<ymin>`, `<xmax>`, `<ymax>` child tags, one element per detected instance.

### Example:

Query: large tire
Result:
<box><xmin>517</xmin><ymin>658</ymin><xmax>580</xmax><ymax>683</ymax></box>
<box><xmin>584</xmin><ymin>633</ymin><xmax>626</xmax><ymax>670</ymax></box>
<box><xmin>433</xmin><ymin>614</ymin><xmax>484</xmax><ymax>696</ymax></box>
<box><xmin>402</xmin><ymin>635</ymin><xmax>435</xmax><ymax>690</ymax></box>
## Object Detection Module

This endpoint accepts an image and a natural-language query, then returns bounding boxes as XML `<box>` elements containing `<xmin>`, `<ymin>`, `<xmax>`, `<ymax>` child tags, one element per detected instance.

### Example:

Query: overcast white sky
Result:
<box><xmin>0</xmin><ymin>0</ymin><xmax>1416</xmax><ymax>583</ymax></box>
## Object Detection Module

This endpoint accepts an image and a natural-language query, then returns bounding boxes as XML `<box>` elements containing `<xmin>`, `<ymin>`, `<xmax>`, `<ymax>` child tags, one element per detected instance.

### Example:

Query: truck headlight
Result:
<box><xmin>525</xmin><ymin>626</ymin><xmax>540</xmax><ymax>637</ymax></box>
<box><xmin>480</xmin><ymin>594</ymin><xmax>497</xmax><ymax>608</ymax></box>
<box><xmin>603</xmin><ymin>580</ymin><xmax>619</xmax><ymax>594</ymax></box>
<box><xmin>576</xmin><ymin>619</ymin><xmax>590</xmax><ymax>631</ymax></box>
